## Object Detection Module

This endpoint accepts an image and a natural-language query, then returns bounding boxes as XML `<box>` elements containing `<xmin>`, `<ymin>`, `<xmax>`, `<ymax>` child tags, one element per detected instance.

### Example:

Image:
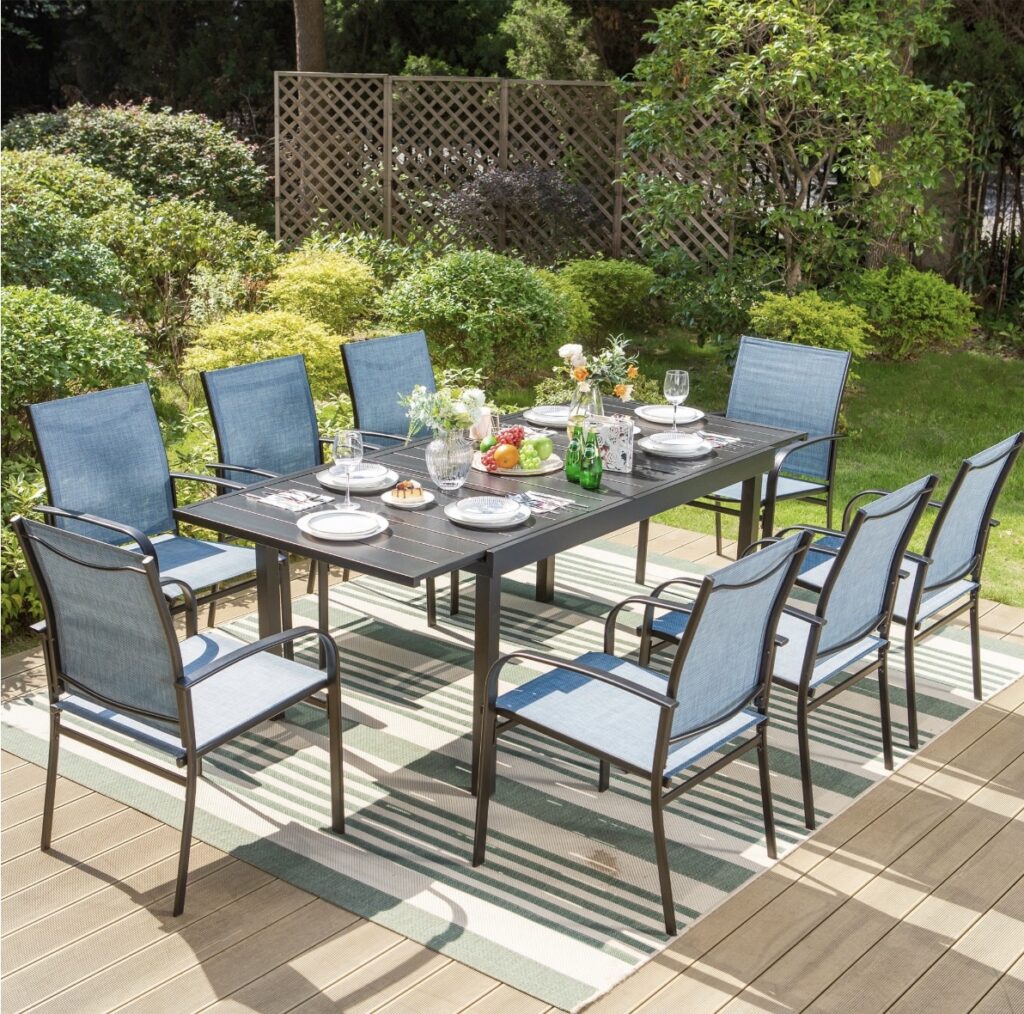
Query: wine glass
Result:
<box><xmin>663</xmin><ymin>370</ymin><xmax>690</xmax><ymax>432</ymax></box>
<box><xmin>332</xmin><ymin>430</ymin><xmax>364</xmax><ymax>512</ymax></box>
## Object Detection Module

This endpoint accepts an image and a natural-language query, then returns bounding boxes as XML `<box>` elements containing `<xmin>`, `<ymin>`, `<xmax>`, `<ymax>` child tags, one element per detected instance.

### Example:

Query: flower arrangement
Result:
<box><xmin>401</xmin><ymin>367</ymin><xmax>489</xmax><ymax>438</ymax></box>
<box><xmin>556</xmin><ymin>335</ymin><xmax>640</xmax><ymax>399</ymax></box>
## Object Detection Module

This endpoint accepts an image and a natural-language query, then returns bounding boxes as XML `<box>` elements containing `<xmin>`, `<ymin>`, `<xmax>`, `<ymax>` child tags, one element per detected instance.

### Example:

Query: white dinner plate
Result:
<box><xmin>523</xmin><ymin>405</ymin><xmax>570</xmax><ymax>426</ymax></box>
<box><xmin>634</xmin><ymin>404</ymin><xmax>705</xmax><ymax>425</ymax></box>
<box><xmin>380</xmin><ymin>489</ymin><xmax>436</xmax><ymax>510</ymax></box>
<box><xmin>316</xmin><ymin>467</ymin><xmax>399</xmax><ymax>493</ymax></box>
<box><xmin>297</xmin><ymin>510</ymin><xmax>389</xmax><ymax>541</ymax></box>
<box><xmin>647</xmin><ymin>431</ymin><xmax>704</xmax><ymax>449</ymax></box>
<box><xmin>457</xmin><ymin>495</ymin><xmax>521</xmax><ymax>520</ymax></box>
<box><xmin>637</xmin><ymin>435</ymin><xmax>713</xmax><ymax>459</ymax></box>
<box><xmin>444</xmin><ymin>501</ymin><xmax>531</xmax><ymax>530</ymax></box>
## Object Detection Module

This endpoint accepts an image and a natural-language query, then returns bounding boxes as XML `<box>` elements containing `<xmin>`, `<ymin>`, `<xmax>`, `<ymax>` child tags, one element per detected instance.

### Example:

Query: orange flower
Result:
<box><xmin>573</xmin><ymin>366</ymin><xmax>589</xmax><ymax>382</ymax></box>
<box><xmin>613</xmin><ymin>383</ymin><xmax>628</xmax><ymax>398</ymax></box>
<box><xmin>627</xmin><ymin>365</ymin><xmax>639</xmax><ymax>379</ymax></box>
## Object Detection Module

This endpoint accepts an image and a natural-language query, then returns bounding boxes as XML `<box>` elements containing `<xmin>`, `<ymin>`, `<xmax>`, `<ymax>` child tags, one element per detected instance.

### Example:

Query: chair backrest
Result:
<box><xmin>28</xmin><ymin>384</ymin><xmax>175</xmax><ymax>544</ymax></box>
<box><xmin>727</xmin><ymin>336</ymin><xmax>851</xmax><ymax>481</ymax></box>
<box><xmin>818</xmin><ymin>474</ymin><xmax>937</xmax><ymax>653</ymax></box>
<box><xmin>667</xmin><ymin>532</ymin><xmax>810</xmax><ymax>737</ymax></box>
<box><xmin>202</xmin><ymin>356</ymin><xmax>322</xmax><ymax>486</ymax></box>
<box><xmin>341</xmin><ymin>331</ymin><xmax>435</xmax><ymax>439</ymax></box>
<box><xmin>13</xmin><ymin>516</ymin><xmax>183</xmax><ymax>725</ymax></box>
<box><xmin>924</xmin><ymin>432</ymin><xmax>1023</xmax><ymax>590</ymax></box>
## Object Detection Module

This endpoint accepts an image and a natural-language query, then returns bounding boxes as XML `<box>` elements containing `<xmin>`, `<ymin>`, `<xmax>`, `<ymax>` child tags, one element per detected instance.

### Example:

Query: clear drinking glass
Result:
<box><xmin>663</xmin><ymin>370</ymin><xmax>690</xmax><ymax>432</ymax></box>
<box><xmin>332</xmin><ymin>430</ymin><xmax>364</xmax><ymax>511</ymax></box>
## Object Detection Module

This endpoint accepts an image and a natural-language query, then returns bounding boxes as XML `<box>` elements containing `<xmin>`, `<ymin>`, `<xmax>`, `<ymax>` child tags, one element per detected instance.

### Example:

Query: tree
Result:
<box><xmin>501</xmin><ymin>0</ymin><xmax>604</xmax><ymax>80</ymax></box>
<box><xmin>294</xmin><ymin>0</ymin><xmax>327</xmax><ymax>71</ymax></box>
<box><xmin>627</xmin><ymin>0</ymin><xmax>968</xmax><ymax>292</ymax></box>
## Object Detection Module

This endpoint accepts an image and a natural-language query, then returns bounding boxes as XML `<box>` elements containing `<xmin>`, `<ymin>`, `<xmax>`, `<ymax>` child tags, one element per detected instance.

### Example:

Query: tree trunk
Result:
<box><xmin>293</xmin><ymin>0</ymin><xmax>326</xmax><ymax>72</ymax></box>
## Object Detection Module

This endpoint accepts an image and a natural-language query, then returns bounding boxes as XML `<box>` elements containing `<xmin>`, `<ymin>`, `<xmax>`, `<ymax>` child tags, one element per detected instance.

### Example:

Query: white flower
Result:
<box><xmin>558</xmin><ymin>343</ymin><xmax>583</xmax><ymax>360</ymax></box>
<box><xmin>571</xmin><ymin>353</ymin><xmax>586</xmax><ymax>368</ymax></box>
<box><xmin>462</xmin><ymin>387</ymin><xmax>486</xmax><ymax>410</ymax></box>
<box><xmin>578</xmin><ymin>380</ymin><xmax>591</xmax><ymax>393</ymax></box>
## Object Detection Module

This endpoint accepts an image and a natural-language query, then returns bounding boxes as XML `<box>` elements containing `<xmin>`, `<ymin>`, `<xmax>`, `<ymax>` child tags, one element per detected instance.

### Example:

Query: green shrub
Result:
<box><xmin>184</xmin><ymin>311</ymin><xmax>348</xmax><ymax>400</ymax></box>
<box><xmin>2</xmin><ymin>462</ymin><xmax>47</xmax><ymax>637</ymax></box>
<box><xmin>749</xmin><ymin>291</ymin><xmax>874</xmax><ymax>371</ymax></box>
<box><xmin>0</xmin><ymin>286</ymin><xmax>149</xmax><ymax>457</ymax></box>
<box><xmin>1</xmin><ymin>102</ymin><xmax>269</xmax><ymax>224</ymax></box>
<box><xmin>536</xmin><ymin>270</ymin><xmax>594</xmax><ymax>342</ymax></box>
<box><xmin>91</xmin><ymin>198</ymin><xmax>278</xmax><ymax>358</ymax></box>
<box><xmin>1</xmin><ymin>149</ymin><xmax>138</xmax><ymax>218</ymax></box>
<box><xmin>381</xmin><ymin>250</ymin><xmax>570</xmax><ymax>376</ymax></box>
<box><xmin>842</xmin><ymin>267</ymin><xmax>976</xmax><ymax>360</ymax></box>
<box><xmin>265</xmin><ymin>249</ymin><xmax>379</xmax><ymax>334</ymax></box>
<box><xmin>559</xmin><ymin>258</ymin><xmax>658</xmax><ymax>334</ymax></box>
<box><xmin>306</xmin><ymin>227</ymin><xmax>454</xmax><ymax>290</ymax></box>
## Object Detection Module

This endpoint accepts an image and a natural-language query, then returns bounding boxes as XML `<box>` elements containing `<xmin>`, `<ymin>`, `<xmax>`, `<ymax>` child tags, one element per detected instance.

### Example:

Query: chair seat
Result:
<box><xmin>58</xmin><ymin>630</ymin><xmax>329</xmax><ymax>757</ymax></box>
<box><xmin>704</xmin><ymin>474</ymin><xmax>827</xmax><ymax>506</ymax></box>
<box><xmin>496</xmin><ymin>651</ymin><xmax>764</xmax><ymax>779</ymax></box>
<box><xmin>798</xmin><ymin>537</ymin><xmax>978</xmax><ymax>628</ymax></box>
<box><xmin>649</xmin><ymin>607</ymin><xmax>692</xmax><ymax>642</ymax></box>
<box><xmin>771</xmin><ymin>611</ymin><xmax>886</xmax><ymax>689</ymax></box>
<box><xmin>149</xmin><ymin>534</ymin><xmax>257</xmax><ymax>598</ymax></box>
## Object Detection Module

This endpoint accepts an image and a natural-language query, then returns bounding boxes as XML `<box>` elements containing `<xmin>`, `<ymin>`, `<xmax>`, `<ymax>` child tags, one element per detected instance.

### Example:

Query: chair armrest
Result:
<box><xmin>763</xmin><ymin>433</ymin><xmax>844</xmax><ymax>536</ymax></box>
<box><xmin>649</xmin><ymin>575</ymin><xmax>706</xmax><ymax>597</ymax></box>
<box><xmin>740</xmin><ymin>537</ymin><xmax>782</xmax><ymax>558</ymax></box>
<box><xmin>774</xmin><ymin>523</ymin><xmax>847</xmax><ymax>541</ymax></box>
<box><xmin>487</xmin><ymin>649</ymin><xmax>676</xmax><ymax>710</ymax></box>
<box><xmin>904</xmin><ymin>550</ymin><xmax>933</xmax><ymax>567</ymax></box>
<box><xmin>169</xmin><ymin>472</ymin><xmax>246</xmax><ymax>495</ymax></box>
<box><xmin>32</xmin><ymin>504</ymin><xmax>158</xmax><ymax>559</ymax></box>
<box><xmin>604</xmin><ymin>594</ymin><xmax>698</xmax><ymax>655</ymax></box>
<box><xmin>162</xmin><ymin>579</ymin><xmax>198</xmax><ymax>636</ymax></box>
<box><xmin>180</xmin><ymin>626</ymin><xmax>338</xmax><ymax>688</ymax></box>
<box><xmin>30</xmin><ymin>620</ymin><xmax>48</xmax><ymax>636</ymax></box>
<box><xmin>781</xmin><ymin>604</ymin><xmax>826</xmax><ymax>628</ymax></box>
<box><xmin>840</xmin><ymin>489</ymin><xmax>891</xmax><ymax>530</ymax></box>
<box><xmin>206</xmin><ymin>462</ymin><xmax>278</xmax><ymax>480</ymax></box>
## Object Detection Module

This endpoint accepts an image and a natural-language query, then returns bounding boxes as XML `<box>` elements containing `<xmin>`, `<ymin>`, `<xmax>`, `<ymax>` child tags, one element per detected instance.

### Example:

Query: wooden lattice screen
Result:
<box><xmin>275</xmin><ymin>72</ymin><xmax>729</xmax><ymax>261</ymax></box>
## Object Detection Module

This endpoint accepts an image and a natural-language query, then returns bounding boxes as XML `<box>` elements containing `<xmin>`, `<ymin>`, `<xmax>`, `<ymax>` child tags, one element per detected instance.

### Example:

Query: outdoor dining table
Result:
<box><xmin>174</xmin><ymin>401</ymin><xmax>804</xmax><ymax>788</ymax></box>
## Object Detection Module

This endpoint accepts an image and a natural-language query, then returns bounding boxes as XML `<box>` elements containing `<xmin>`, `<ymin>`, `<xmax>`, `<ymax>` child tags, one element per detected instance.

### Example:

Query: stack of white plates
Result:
<box><xmin>637</xmin><ymin>431</ymin><xmax>713</xmax><ymax>459</ymax></box>
<box><xmin>523</xmin><ymin>405</ymin><xmax>570</xmax><ymax>426</ymax></box>
<box><xmin>317</xmin><ymin>463</ymin><xmax>398</xmax><ymax>493</ymax></box>
<box><xmin>634</xmin><ymin>404</ymin><xmax>705</xmax><ymax>425</ymax></box>
<box><xmin>297</xmin><ymin>510</ymin><xmax>389</xmax><ymax>541</ymax></box>
<box><xmin>445</xmin><ymin>496</ymin><xmax>531</xmax><ymax>529</ymax></box>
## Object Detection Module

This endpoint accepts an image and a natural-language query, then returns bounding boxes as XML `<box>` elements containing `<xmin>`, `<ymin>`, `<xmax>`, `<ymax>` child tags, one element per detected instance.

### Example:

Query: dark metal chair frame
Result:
<box><xmin>13</xmin><ymin>514</ymin><xmax>343</xmax><ymax>917</ymax></box>
<box><xmin>472</xmin><ymin>531</ymin><xmax>811</xmax><ymax>935</ymax></box>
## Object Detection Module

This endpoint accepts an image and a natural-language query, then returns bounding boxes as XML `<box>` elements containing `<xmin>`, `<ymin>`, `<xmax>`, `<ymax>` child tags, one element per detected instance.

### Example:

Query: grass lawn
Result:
<box><xmin>640</xmin><ymin>341</ymin><xmax>1024</xmax><ymax>608</ymax></box>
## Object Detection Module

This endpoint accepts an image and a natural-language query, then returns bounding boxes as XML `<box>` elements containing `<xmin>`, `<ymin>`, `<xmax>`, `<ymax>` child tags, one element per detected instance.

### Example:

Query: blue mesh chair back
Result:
<box><xmin>202</xmin><ymin>356</ymin><xmax>322</xmax><ymax>486</ymax></box>
<box><xmin>925</xmin><ymin>432</ymin><xmax>1023</xmax><ymax>590</ymax></box>
<box><xmin>14</xmin><ymin>517</ymin><xmax>182</xmax><ymax>724</ymax></box>
<box><xmin>727</xmin><ymin>336</ymin><xmax>851</xmax><ymax>481</ymax></box>
<box><xmin>29</xmin><ymin>384</ymin><xmax>175</xmax><ymax>544</ymax></box>
<box><xmin>818</xmin><ymin>475</ymin><xmax>936</xmax><ymax>653</ymax></box>
<box><xmin>668</xmin><ymin>533</ymin><xmax>807</xmax><ymax>736</ymax></box>
<box><xmin>342</xmin><ymin>331</ymin><xmax>435</xmax><ymax>439</ymax></box>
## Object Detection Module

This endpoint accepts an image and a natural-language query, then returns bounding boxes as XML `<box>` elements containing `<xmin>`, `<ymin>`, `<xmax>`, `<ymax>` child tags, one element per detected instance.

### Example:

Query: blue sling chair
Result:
<box><xmin>636</xmin><ymin>336</ymin><xmax>850</xmax><ymax>581</ymax></box>
<box><xmin>794</xmin><ymin>432</ymin><xmax>1022</xmax><ymax>749</ymax></box>
<box><xmin>13</xmin><ymin>515</ymin><xmax>343</xmax><ymax>916</ymax></box>
<box><xmin>472</xmin><ymin>531</ymin><xmax>811</xmax><ymax>935</ymax></box>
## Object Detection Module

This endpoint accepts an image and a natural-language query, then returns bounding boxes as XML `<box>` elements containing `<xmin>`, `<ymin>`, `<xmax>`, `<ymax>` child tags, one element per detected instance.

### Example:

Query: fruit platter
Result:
<box><xmin>473</xmin><ymin>425</ymin><xmax>563</xmax><ymax>476</ymax></box>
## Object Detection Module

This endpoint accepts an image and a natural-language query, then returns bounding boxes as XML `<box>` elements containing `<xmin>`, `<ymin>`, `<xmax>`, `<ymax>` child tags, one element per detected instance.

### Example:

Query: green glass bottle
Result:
<box><xmin>580</xmin><ymin>428</ymin><xmax>603</xmax><ymax>491</ymax></box>
<box><xmin>565</xmin><ymin>422</ymin><xmax>584</xmax><ymax>483</ymax></box>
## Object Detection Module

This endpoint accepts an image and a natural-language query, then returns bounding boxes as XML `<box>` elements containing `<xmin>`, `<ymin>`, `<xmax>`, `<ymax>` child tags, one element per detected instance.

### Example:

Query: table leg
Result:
<box><xmin>472</xmin><ymin>572</ymin><xmax>501</xmax><ymax>794</ymax></box>
<box><xmin>736</xmin><ymin>476</ymin><xmax>760</xmax><ymax>556</ymax></box>
<box><xmin>535</xmin><ymin>557</ymin><xmax>555</xmax><ymax>603</ymax></box>
<box><xmin>255</xmin><ymin>544</ymin><xmax>284</xmax><ymax>645</ymax></box>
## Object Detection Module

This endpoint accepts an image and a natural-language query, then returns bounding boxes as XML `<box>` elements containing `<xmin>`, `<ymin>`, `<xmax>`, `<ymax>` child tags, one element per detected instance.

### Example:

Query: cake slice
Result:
<box><xmin>393</xmin><ymin>479</ymin><xmax>424</xmax><ymax>501</ymax></box>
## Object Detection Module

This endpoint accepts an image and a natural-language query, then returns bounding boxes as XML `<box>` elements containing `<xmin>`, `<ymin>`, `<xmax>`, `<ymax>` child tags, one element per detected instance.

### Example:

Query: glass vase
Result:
<box><xmin>425</xmin><ymin>429</ymin><xmax>474</xmax><ymax>491</ymax></box>
<box><xmin>566</xmin><ymin>384</ymin><xmax>604</xmax><ymax>439</ymax></box>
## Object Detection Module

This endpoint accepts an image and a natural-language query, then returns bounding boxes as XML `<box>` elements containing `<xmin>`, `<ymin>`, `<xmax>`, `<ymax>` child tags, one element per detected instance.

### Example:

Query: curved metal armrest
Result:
<box><xmin>740</xmin><ymin>537</ymin><xmax>781</xmax><ymax>558</ymax></box>
<box><xmin>161</xmin><ymin>578</ymin><xmax>198</xmax><ymax>636</ymax></box>
<box><xmin>32</xmin><ymin>504</ymin><xmax>158</xmax><ymax>559</ymax></box>
<box><xmin>781</xmin><ymin>604</ymin><xmax>826</xmax><ymax>628</ymax></box>
<box><xmin>488</xmin><ymin>649</ymin><xmax>676</xmax><ymax>710</ymax></box>
<box><xmin>770</xmin><ymin>432</ymin><xmax>845</xmax><ymax>481</ymax></box>
<box><xmin>904</xmin><ymin>550</ymin><xmax>933</xmax><ymax>567</ymax></box>
<box><xmin>604</xmin><ymin>593</ymin><xmax>697</xmax><ymax>655</ymax></box>
<box><xmin>180</xmin><ymin>626</ymin><xmax>338</xmax><ymax>689</ymax></box>
<box><xmin>840</xmin><ymin>489</ymin><xmax>891</xmax><ymax>530</ymax></box>
<box><xmin>169</xmin><ymin>472</ymin><xmax>246</xmax><ymax>496</ymax></box>
<box><xmin>774</xmin><ymin>523</ymin><xmax>847</xmax><ymax>541</ymax></box>
<box><xmin>649</xmin><ymin>575</ymin><xmax>705</xmax><ymax>597</ymax></box>
<box><xmin>206</xmin><ymin>462</ymin><xmax>278</xmax><ymax>480</ymax></box>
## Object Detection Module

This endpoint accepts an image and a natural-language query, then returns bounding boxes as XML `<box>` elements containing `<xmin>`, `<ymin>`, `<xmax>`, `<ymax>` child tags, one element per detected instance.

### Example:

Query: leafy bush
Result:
<box><xmin>183</xmin><ymin>311</ymin><xmax>348</xmax><ymax>400</ymax></box>
<box><xmin>2</xmin><ymin>462</ymin><xmax>46</xmax><ymax>637</ymax></box>
<box><xmin>91</xmin><ymin>198</ymin><xmax>278</xmax><ymax>358</ymax></box>
<box><xmin>380</xmin><ymin>250</ymin><xmax>570</xmax><ymax>376</ymax></box>
<box><xmin>533</xmin><ymin>372</ymin><xmax>661</xmax><ymax>407</ymax></box>
<box><xmin>748</xmin><ymin>291</ymin><xmax>874</xmax><ymax>374</ymax></box>
<box><xmin>305</xmin><ymin>228</ymin><xmax>453</xmax><ymax>290</ymax></box>
<box><xmin>842</xmin><ymin>267</ymin><xmax>976</xmax><ymax>360</ymax></box>
<box><xmin>0</xmin><ymin>286</ymin><xmax>149</xmax><ymax>457</ymax></box>
<box><xmin>536</xmin><ymin>270</ymin><xmax>594</xmax><ymax>342</ymax></box>
<box><xmin>1</xmin><ymin>102</ymin><xmax>270</xmax><ymax>224</ymax></box>
<box><xmin>559</xmin><ymin>258</ymin><xmax>658</xmax><ymax>335</ymax></box>
<box><xmin>1</xmin><ymin>149</ymin><xmax>138</xmax><ymax>218</ymax></box>
<box><xmin>265</xmin><ymin>249</ymin><xmax>379</xmax><ymax>334</ymax></box>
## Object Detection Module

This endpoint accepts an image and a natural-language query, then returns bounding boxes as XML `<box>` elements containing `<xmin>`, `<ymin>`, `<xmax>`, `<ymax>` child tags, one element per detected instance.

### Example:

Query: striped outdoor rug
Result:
<box><xmin>3</xmin><ymin>539</ymin><xmax>1022</xmax><ymax>1011</ymax></box>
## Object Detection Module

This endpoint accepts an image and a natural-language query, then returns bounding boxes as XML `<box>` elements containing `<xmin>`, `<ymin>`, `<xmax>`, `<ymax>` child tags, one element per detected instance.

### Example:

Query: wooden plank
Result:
<box><xmin>970</xmin><ymin>953</ymin><xmax>1024</xmax><ymax>1014</ymax></box>
<box><xmin>2</xmin><ymin>776</ymin><xmax>91</xmax><ymax>830</ymax></box>
<box><xmin>1</xmin><ymin>787</ymin><xmax>124</xmax><ymax>863</ymax></box>
<box><xmin>383</xmin><ymin>960</ymin><xmax>497</xmax><ymax>1013</ymax></box>
<box><xmin>1</xmin><ymin>750</ymin><xmax>28</xmax><ymax>772</ymax></box>
<box><xmin>2</xmin><ymin>667</ymin><xmax>47</xmax><ymax>702</ymax></box>
<box><xmin>458</xmin><ymin>983</ymin><xmax>553</xmax><ymax>1014</ymax></box>
<box><xmin>1</xmin><ymin>762</ymin><xmax>46</xmax><ymax>800</ymax></box>
<box><xmin>205</xmin><ymin>919</ymin><xmax>403</xmax><ymax>1014</ymax></box>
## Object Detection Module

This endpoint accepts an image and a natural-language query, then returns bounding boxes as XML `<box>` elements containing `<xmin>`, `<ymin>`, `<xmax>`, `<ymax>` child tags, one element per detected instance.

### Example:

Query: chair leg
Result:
<box><xmin>326</xmin><ymin>679</ymin><xmax>345</xmax><ymax>834</ymax></box>
<box><xmin>970</xmin><ymin>593</ymin><xmax>983</xmax><ymax>700</ymax></box>
<box><xmin>173</xmin><ymin>756</ymin><xmax>199</xmax><ymax>916</ymax></box>
<box><xmin>206</xmin><ymin>585</ymin><xmax>218</xmax><ymax>628</ymax></box>
<box><xmin>796</xmin><ymin>689</ymin><xmax>815</xmax><ymax>830</ymax></box>
<box><xmin>41</xmin><ymin>709</ymin><xmax>61</xmax><ymax>851</ymax></box>
<box><xmin>450</xmin><ymin>570</ymin><xmax>460</xmax><ymax>616</ymax></box>
<box><xmin>878</xmin><ymin>650</ymin><xmax>894</xmax><ymax>771</ymax></box>
<box><xmin>279</xmin><ymin>557</ymin><xmax>294</xmax><ymax>661</ymax></box>
<box><xmin>714</xmin><ymin>511</ymin><xmax>724</xmax><ymax>558</ymax></box>
<box><xmin>649</xmin><ymin>782</ymin><xmax>676</xmax><ymax>935</ymax></box>
<box><xmin>757</xmin><ymin>725</ymin><xmax>777</xmax><ymax>860</ymax></box>
<box><xmin>317</xmin><ymin>561</ymin><xmax>330</xmax><ymax>666</ymax></box>
<box><xmin>904</xmin><ymin>635</ymin><xmax>920</xmax><ymax>750</ymax></box>
<box><xmin>635</xmin><ymin>519</ymin><xmax>649</xmax><ymax>586</ymax></box>
<box><xmin>598</xmin><ymin>759</ymin><xmax>610</xmax><ymax>792</ymax></box>
<box><xmin>426</xmin><ymin>577</ymin><xmax>438</xmax><ymax>628</ymax></box>
<box><xmin>306</xmin><ymin>562</ymin><xmax>316</xmax><ymax>595</ymax></box>
<box><xmin>472</xmin><ymin>709</ymin><xmax>498</xmax><ymax>866</ymax></box>
<box><xmin>342</xmin><ymin>569</ymin><xmax>350</xmax><ymax>582</ymax></box>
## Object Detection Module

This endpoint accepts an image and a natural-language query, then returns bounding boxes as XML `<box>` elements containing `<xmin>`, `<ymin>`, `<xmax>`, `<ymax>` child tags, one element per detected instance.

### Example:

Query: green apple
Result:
<box><xmin>479</xmin><ymin>435</ymin><xmax>497</xmax><ymax>452</ymax></box>
<box><xmin>525</xmin><ymin>435</ymin><xmax>553</xmax><ymax>461</ymax></box>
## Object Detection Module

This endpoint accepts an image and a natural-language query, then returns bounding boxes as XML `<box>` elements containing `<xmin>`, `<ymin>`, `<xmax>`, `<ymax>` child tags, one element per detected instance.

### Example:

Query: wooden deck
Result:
<box><xmin>3</xmin><ymin>522</ymin><xmax>1023</xmax><ymax>1013</ymax></box>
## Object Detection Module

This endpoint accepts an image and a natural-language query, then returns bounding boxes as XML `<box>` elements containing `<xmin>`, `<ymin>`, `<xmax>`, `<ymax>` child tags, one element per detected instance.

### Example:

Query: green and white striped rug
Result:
<box><xmin>3</xmin><ymin>540</ymin><xmax>1022</xmax><ymax>1011</ymax></box>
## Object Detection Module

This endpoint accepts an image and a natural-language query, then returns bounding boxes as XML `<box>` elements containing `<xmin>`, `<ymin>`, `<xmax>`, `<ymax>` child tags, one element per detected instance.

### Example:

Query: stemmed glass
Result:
<box><xmin>663</xmin><ymin>370</ymin><xmax>690</xmax><ymax>432</ymax></box>
<box><xmin>332</xmin><ymin>430</ymin><xmax>364</xmax><ymax>512</ymax></box>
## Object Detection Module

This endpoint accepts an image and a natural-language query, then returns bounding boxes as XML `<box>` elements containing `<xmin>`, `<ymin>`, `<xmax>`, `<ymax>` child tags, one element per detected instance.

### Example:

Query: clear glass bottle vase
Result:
<box><xmin>566</xmin><ymin>384</ymin><xmax>604</xmax><ymax>439</ymax></box>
